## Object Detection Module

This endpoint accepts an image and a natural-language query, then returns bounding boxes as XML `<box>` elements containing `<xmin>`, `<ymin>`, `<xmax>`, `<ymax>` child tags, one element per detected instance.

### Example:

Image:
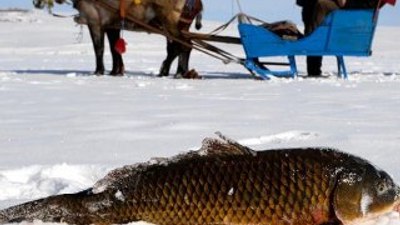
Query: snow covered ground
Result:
<box><xmin>0</xmin><ymin>10</ymin><xmax>400</xmax><ymax>225</ymax></box>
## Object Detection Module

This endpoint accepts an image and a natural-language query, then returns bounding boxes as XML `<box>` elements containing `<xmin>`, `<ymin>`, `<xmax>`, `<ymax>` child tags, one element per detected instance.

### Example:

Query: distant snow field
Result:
<box><xmin>1</xmin><ymin>10</ymin><xmax>400</xmax><ymax>225</ymax></box>
<box><xmin>0</xmin><ymin>9</ymin><xmax>41</xmax><ymax>23</ymax></box>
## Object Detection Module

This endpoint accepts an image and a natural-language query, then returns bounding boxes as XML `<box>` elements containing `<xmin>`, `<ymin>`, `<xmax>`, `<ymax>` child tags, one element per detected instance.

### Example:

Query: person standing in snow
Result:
<box><xmin>296</xmin><ymin>0</ymin><xmax>326</xmax><ymax>77</ymax></box>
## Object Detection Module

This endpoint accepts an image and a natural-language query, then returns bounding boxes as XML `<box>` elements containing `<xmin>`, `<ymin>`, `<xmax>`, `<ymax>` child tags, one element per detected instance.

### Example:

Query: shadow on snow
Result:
<box><xmin>2</xmin><ymin>69</ymin><xmax>255</xmax><ymax>80</ymax></box>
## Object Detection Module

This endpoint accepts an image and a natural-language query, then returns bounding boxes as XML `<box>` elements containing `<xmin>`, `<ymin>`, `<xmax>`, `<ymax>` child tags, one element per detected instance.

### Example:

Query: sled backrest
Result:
<box><xmin>325</xmin><ymin>9</ymin><xmax>376</xmax><ymax>56</ymax></box>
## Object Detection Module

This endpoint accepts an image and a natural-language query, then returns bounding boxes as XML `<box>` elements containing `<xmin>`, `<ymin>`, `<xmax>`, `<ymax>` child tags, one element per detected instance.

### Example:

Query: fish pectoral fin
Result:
<box><xmin>198</xmin><ymin>132</ymin><xmax>256</xmax><ymax>156</ymax></box>
<box><xmin>333</xmin><ymin>175</ymin><xmax>364</xmax><ymax>224</ymax></box>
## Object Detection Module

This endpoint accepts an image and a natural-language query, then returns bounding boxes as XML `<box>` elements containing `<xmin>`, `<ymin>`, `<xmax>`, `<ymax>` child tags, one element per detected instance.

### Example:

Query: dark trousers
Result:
<box><xmin>306</xmin><ymin>56</ymin><xmax>322</xmax><ymax>76</ymax></box>
<box><xmin>301</xmin><ymin>0</ymin><xmax>323</xmax><ymax>76</ymax></box>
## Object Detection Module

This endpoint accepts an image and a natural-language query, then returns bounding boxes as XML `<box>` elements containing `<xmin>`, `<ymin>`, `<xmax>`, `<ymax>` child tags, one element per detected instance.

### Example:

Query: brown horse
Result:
<box><xmin>33</xmin><ymin>0</ymin><xmax>203</xmax><ymax>77</ymax></box>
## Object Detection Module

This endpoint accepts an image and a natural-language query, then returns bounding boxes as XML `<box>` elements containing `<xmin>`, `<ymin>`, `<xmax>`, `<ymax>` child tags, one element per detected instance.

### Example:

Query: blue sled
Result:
<box><xmin>238</xmin><ymin>9</ymin><xmax>377</xmax><ymax>79</ymax></box>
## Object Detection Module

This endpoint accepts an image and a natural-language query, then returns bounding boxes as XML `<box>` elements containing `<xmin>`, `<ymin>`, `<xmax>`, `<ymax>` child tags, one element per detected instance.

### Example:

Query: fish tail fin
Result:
<box><xmin>0</xmin><ymin>197</ymin><xmax>54</xmax><ymax>224</ymax></box>
<box><xmin>0</xmin><ymin>189</ymin><xmax>103</xmax><ymax>225</ymax></box>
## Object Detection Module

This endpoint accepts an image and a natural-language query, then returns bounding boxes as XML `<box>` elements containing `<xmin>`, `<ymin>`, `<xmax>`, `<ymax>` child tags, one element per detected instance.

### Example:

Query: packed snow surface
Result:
<box><xmin>1</xmin><ymin>10</ymin><xmax>400</xmax><ymax>225</ymax></box>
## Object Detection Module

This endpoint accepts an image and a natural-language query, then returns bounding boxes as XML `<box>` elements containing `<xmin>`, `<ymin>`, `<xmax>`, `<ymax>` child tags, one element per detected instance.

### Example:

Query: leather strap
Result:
<box><xmin>120</xmin><ymin>0</ymin><xmax>126</xmax><ymax>19</ymax></box>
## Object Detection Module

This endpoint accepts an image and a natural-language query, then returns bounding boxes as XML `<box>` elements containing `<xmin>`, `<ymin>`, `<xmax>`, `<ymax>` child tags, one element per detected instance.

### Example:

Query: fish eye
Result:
<box><xmin>377</xmin><ymin>184</ymin><xmax>386</xmax><ymax>194</ymax></box>
<box><xmin>373</xmin><ymin>170</ymin><xmax>396</xmax><ymax>195</ymax></box>
<box><xmin>376</xmin><ymin>179</ymin><xmax>394</xmax><ymax>196</ymax></box>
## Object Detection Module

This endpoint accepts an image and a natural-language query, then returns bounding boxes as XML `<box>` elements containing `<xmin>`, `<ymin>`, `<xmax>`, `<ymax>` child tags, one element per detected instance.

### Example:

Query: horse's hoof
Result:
<box><xmin>157</xmin><ymin>73</ymin><xmax>169</xmax><ymax>77</ymax></box>
<box><xmin>158</xmin><ymin>68</ymin><xmax>170</xmax><ymax>77</ymax></box>
<box><xmin>174</xmin><ymin>73</ymin><xmax>183</xmax><ymax>79</ymax></box>
<box><xmin>109</xmin><ymin>70</ymin><xmax>124</xmax><ymax>76</ymax></box>
<box><xmin>180</xmin><ymin>69</ymin><xmax>201</xmax><ymax>79</ymax></box>
<box><xmin>109</xmin><ymin>66</ymin><xmax>125</xmax><ymax>76</ymax></box>
<box><xmin>94</xmin><ymin>72</ymin><xmax>104</xmax><ymax>76</ymax></box>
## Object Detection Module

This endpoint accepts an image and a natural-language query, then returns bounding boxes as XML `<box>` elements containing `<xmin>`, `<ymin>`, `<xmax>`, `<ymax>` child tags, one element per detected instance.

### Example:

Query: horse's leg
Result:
<box><xmin>176</xmin><ymin>44</ymin><xmax>192</xmax><ymax>78</ymax></box>
<box><xmin>159</xmin><ymin>40</ymin><xmax>180</xmax><ymax>77</ymax></box>
<box><xmin>88</xmin><ymin>25</ymin><xmax>105</xmax><ymax>75</ymax></box>
<box><xmin>106</xmin><ymin>29</ymin><xmax>124</xmax><ymax>76</ymax></box>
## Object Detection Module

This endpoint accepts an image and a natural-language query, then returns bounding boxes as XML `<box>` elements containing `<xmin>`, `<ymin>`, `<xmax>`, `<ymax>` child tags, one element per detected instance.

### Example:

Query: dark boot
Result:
<box><xmin>307</xmin><ymin>56</ymin><xmax>323</xmax><ymax>77</ymax></box>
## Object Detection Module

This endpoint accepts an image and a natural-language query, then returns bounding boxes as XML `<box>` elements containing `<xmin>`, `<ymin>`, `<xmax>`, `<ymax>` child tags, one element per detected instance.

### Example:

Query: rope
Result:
<box><xmin>374</xmin><ymin>0</ymin><xmax>382</xmax><ymax>22</ymax></box>
<box><xmin>206</xmin><ymin>12</ymin><xmax>274</xmax><ymax>36</ymax></box>
<box><xmin>192</xmin><ymin>39</ymin><xmax>243</xmax><ymax>64</ymax></box>
<box><xmin>231</xmin><ymin>0</ymin><xmax>234</xmax><ymax>17</ymax></box>
<box><xmin>236</xmin><ymin>0</ymin><xmax>243</xmax><ymax>13</ymax></box>
<box><xmin>208</xmin><ymin>14</ymin><xmax>240</xmax><ymax>35</ymax></box>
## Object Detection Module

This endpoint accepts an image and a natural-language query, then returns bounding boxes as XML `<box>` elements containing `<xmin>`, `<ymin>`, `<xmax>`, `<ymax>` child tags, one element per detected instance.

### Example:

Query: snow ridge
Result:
<box><xmin>239</xmin><ymin>131</ymin><xmax>319</xmax><ymax>146</ymax></box>
<box><xmin>0</xmin><ymin>164</ymin><xmax>108</xmax><ymax>203</ymax></box>
<box><xmin>0</xmin><ymin>10</ymin><xmax>42</xmax><ymax>23</ymax></box>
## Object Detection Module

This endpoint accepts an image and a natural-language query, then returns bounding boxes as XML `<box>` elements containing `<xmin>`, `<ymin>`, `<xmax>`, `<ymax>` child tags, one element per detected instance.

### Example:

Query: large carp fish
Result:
<box><xmin>1</xmin><ymin>135</ymin><xmax>400</xmax><ymax>225</ymax></box>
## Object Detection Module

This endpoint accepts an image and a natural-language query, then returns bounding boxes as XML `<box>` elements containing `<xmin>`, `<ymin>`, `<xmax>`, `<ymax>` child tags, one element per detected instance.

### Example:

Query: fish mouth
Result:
<box><xmin>394</xmin><ymin>204</ymin><xmax>400</xmax><ymax>213</ymax></box>
<box><xmin>393</xmin><ymin>187</ymin><xmax>400</xmax><ymax>212</ymax></box>
<box><xmin>397</xmin><ymin>186</ymin><xmax>400</xmax><ymax>198</ymax></box>
<box><xmin>394</xmin><ymin>199</ymin><xmax>400</xmax><ymax>213</ymax></box>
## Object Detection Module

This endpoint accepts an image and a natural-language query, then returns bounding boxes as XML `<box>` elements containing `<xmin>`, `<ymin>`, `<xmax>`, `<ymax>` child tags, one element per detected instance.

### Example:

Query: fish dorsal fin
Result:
<box><xmin>92</xmin><ymin>134</ymin><xmax>256</xmax><ymax>193</ymax></box>
<box><xmin>198</xmin><ymin>132</ymin><xmax>257</xmax><ymax>156</ymax></box>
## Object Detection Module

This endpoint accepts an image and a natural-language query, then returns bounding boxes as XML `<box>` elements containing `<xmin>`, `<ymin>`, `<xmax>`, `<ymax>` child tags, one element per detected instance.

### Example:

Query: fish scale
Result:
<box><xmin>1</xmin><ymin>138</ymin><xmax>400</xmax><ymax>225</ymax></box>
<box><xmin>121</xmin><ymin>150</ymin><xmax>333</xmax><ymax>225</ymax></box>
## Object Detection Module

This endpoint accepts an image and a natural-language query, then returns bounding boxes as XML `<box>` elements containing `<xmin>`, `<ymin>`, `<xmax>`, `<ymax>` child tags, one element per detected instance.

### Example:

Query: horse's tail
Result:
<box><xmin>0</xmin><ymin>190</ymin><xmax>114</xmax><ymax>225</ymax></box>
<box><xmin>195</xmin><ymin>11</ymin><xmax>202</xmax><ymax>30</ymax></box>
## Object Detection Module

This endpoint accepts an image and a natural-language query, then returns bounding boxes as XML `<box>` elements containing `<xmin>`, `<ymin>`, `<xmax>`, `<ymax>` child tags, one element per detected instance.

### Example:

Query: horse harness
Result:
<box><xmin>79</xmin><ymin>0</ymin><xmax>242</xmax><ymax>66</ymax></box>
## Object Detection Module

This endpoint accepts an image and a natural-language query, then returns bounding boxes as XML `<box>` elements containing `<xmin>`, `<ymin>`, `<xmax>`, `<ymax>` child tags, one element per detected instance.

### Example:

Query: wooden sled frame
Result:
<box><xmin>238</xmin><ymin>9</ymin><xmax>378</xmax><ymax>79</ymax></box>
